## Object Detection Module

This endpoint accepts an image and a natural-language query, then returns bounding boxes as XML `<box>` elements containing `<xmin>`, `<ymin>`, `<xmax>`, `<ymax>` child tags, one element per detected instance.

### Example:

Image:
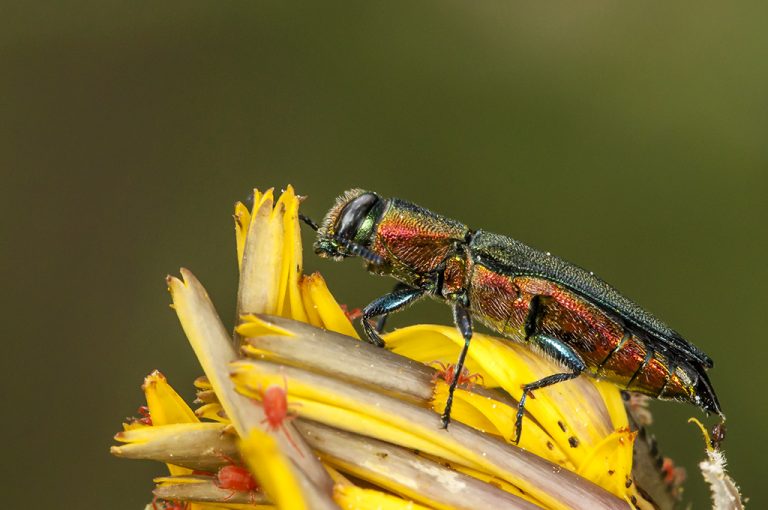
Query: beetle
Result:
<box><xmin>301</xmin><ymin>189</ymin><xmax>723</xmax><ymax>442</ymax></box>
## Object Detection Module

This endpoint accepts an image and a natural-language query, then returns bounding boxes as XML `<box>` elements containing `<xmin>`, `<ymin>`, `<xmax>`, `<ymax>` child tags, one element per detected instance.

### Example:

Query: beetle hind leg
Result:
<box><xmin>514</xmin><ymin>333</ymin><xmax>586</xmax><ymax>444</ymax></box>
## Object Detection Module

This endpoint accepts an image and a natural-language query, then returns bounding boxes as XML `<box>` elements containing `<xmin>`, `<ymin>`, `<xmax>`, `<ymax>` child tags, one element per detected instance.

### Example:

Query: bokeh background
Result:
<box><xmin>2</xmin><ymin>2</ymin><xmax>766</xmax><ymax>508</ymax></box>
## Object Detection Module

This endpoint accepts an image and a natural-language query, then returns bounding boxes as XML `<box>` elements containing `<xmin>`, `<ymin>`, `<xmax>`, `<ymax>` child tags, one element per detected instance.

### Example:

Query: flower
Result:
<box><xmin>112</xmin><ymin>186</ymin><xmax>693</xmax><ymax>510</ymax></box>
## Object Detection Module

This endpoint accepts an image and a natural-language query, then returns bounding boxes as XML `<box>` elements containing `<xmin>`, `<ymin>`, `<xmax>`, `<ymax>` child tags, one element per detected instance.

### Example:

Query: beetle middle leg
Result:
<box><xmin>440</xmin><ymin>301</ymin><xmax>473</xmax><ymax>429</ymax></box>
<box><xmin>361</xmin><ymin>286</ymin><xmax>425</xmax><ymax>347</ymax></box>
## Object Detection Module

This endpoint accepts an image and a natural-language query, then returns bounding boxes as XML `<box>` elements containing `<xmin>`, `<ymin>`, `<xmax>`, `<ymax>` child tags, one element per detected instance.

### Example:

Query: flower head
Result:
<box><xmin>112</xmin><ymin>186</ymin><xmax>708</xmax><ymax>510</ymax></box>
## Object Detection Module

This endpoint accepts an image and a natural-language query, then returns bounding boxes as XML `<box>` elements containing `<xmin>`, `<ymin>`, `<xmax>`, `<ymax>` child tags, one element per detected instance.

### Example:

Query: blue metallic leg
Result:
<box><xmin>513</xmin><ymin>333</ymin><xmax>586</xmax><ymax>443</ymax></box>
<box><xmin>361</xmin><ymin>287</ymin><xmax>425</xmax><ymax>347</ymax></box>
<box><xmin>373</xmin><ymin>282</ymin><xmax>413</xmax><ymax>334</ymax></box>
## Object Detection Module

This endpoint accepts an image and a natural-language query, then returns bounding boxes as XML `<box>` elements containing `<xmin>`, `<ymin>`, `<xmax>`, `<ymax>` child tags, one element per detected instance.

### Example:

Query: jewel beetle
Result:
<box><xmin>302</xmin><ymin>189</ymin><xmax>723</xmax><ymax>442</ymax></box>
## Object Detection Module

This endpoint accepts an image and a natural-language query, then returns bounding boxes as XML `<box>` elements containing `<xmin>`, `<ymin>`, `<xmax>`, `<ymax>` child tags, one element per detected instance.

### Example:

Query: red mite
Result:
<box><xmin>660</xmin><ymin>457</ymin><xmax>686</xmax><ymax>488</ymax></box>
<box><xmin>128</xmin><ymin>405</ymin><xmax>152</xmax><ymax>426</ymax></box>
<box><xmin>340</xmin><ymin>303</ymin><xmax>363</xmax><ymax>321</ymax></box>
<box><xmin>430</xmin><ymin>361</ymin><xmax>485</xmax><ymax>390</ymax></box>
<box><xmin>216</xmin><ymin>464</ymin><xmax>259</xmax><ymax>494</ymax></box>
<box><xmin>152</xmin><ymin>496</ymin><xmax>187</xmax><ymax>510</ymax></box>
<box><xmin>208</xmin><ymin>454</ymin><xmax>260</xmax><ymax>502</ymax></box>
<box><xmin>259</xmin><ymin>376</ymin><xmax>303</xmax><ymax>456</ymax></box>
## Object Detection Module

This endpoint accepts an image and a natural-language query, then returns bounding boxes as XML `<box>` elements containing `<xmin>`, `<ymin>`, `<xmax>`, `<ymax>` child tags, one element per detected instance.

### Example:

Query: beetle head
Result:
<box><xmin>312</xmin><ymin>189</ymin><xmax>386</xmax><ymax>265</ymax></box>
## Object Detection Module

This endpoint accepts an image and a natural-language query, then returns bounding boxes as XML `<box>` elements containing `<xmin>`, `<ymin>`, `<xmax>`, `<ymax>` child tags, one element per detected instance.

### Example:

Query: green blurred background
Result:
<box><xmin>2</xmin><ymin>2</ymin><xmax>765</xmax><ymax>508</ymax></box>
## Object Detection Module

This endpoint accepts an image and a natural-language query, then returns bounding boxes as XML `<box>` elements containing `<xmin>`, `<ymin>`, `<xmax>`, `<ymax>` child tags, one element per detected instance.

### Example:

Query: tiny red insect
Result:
<box><xmin>660</xmin><ymin>456</ymin><xmax>686</xmax><ymax>488</ymax></box>
<box><xmin>340</xmin><ymin>303</ymin><xmax>363</xmax><ymax>321</ymax></box>
<box><xmin>213</xmin><ymin>455</ymin><xmax>260</xmax><ymax>503</ymax></box>
<box><xmin>216</xmin><ymin>465</ymin><xmax>259</xmax><ymax>492</ymax></box>
<box><xmin>151</xmin><ymin>496</ymin><xmax>187</xmax><ymax>510</ymax></box>
<box><xmin>259</xmin><ymin>375</ymin><xmax>303</xmax><ymax>456</ymax></box>
<box><xmin>430</xmin><ymin>361</ymin><xmax>485</xmax><ymax>390</ymax></box>
<box><xmin>128</xmin><ymin>405</ymin><xmax>152</xmax><ymax>426</ymax></box>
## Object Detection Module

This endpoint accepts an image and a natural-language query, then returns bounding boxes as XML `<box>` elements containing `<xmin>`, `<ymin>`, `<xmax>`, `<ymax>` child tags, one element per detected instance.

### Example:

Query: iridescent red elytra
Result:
<box><xmin>305</xmin><ymin>189</ymin><xmax>723</xmax><ymax>442</ymax></box>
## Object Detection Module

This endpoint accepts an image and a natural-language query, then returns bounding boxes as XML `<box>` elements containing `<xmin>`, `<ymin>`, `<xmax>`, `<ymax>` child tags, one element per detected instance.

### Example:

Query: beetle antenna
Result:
<box><xmin>334</xmin><ymin>236</ymin><xmax>385</xmax><ymax>266</ymax></box>
<box><xmin>299</xmin><ymin>214</ymin><xmax>319</xmax><ymax>231</ymax></box>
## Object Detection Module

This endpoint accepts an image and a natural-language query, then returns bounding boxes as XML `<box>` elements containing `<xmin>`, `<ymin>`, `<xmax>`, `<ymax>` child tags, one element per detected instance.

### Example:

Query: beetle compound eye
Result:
<box><xmin>336</xmin><ymin>192</ymin><xmax>379</xmax><ymax>240</ymax></box>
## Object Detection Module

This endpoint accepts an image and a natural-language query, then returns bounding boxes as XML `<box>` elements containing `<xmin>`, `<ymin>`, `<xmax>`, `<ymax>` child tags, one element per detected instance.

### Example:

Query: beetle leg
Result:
<box><xmin>361</xmin><ymin>287</ymin><xmax>425</xmax><ymax>347</ymax></box>
<box><xmin>514</xmin><ymin>333</ymin><xmax>587</xmax><ymax>443</ymax></box>
<box><xmin>372</xmin><ymin>282</ymin><xmax>413</xmax><ymax>333</ymax></box>
<box><xmin>441</xmin><ymin>302</ymin><xmax>473</xmax><ymax>429</ymax></box>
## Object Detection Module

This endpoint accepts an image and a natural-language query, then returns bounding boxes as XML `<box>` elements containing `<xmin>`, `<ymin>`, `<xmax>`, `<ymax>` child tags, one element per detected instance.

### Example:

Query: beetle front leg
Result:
<box><xmin>441</xmin><ymin>301</ymin><xmax>473</xmax><ymax>429</ymax></box>
<box><xmin>361</xmin><ymin>287</ymin><xmax>425</xmax><ymax>347</ymax></box>
<box><xmin>372</xmin><ymin>282</ymin><xmax>414</xmax><ymax>333</ymax></box>
<box><xmin>514</xmin><ymin>333</ymin><xmax>587</xmax><ymax>443</ymax></box>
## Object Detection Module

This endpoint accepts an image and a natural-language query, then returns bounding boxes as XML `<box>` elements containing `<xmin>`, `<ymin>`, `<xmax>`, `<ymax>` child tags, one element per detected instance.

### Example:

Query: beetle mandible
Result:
<box><xmin>301</xmin><ymin>189</ymin><xmax>723</xmax><ymax>442</ymax></box>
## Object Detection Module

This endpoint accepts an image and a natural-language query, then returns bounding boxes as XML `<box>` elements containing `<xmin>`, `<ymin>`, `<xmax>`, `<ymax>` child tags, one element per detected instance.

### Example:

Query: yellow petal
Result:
<box><xmin>143</xmin><ymin>370</ymin><xmax>199</xmax><ymax>426</ymax></box>
<box><xmin>230</xmin><ymin>362</ymin><xmax>469</xmax><ymax>465</ymax></box>
<box><xmin>112</xmin><ymin>422</ymin><xmax>237</xmax><ymax>474</ymax></box>
<box><xmin>230</xmin><ymin>360</ymin><xmax>625</xmax><ymax>510</ymax></box>
<box><xmin>275</xmin><ymin>186</ymin><xmax>309</xmax><ymax>322</ymax></box>
<box><xmin>194</xmin><ymin>376</ymin><xmax>212</xmax><ymax>390</ymax></box>
<box><xmin>168</xmin><ymin>268</ymin><xmax>328</xmax><ymax>495</ymax></box>
<box><xmin>385</xmin><ymin>325</ymin><xmax>620</xmax><ymax>461</ymax></box>
<box><xmin>595</xmin><ymin>382</ymin><xmax>630</xmax><ymax>434</ymax></box>
<box><xmin>114</xmin><ymin>422</ymin><xmax>226</xmax><ymax>445</ymax></box>
<box><xmin>141</xmin><ymin>370</ymin><xmax>199</xmax><ymax>475</ymax></box>
<box><xmin>446</xmin><ymin>463</ymin><xmax>543</xmax><ymax>507</ymax></box>
<box><xmin>238</xmin><ymin>188</ymin><xmax>284</xmax><ymax>316</ymax></box>
<box><xmin>294</xmin><ymin>397</ymin><xmax>466</xmax><ymax>464</ymax></box>
<box><xmin>234</xmin><ymin>198</ymin><xmax>253</xmax><ymax>271</ymax></box>
<box><xmin>168</xmin><ymin>269</ymin><xmax>264</xmax><ymax>438</ymax></box>
<box><xmin>239</xmin><ymin>428</ymin><xmax>308</xmax><ymax>510</ymax></box>
<box><xmin>300</xmin><ymin>272</ymin><xmax>359</xmax><ymax>338</ymax></box>
<box><xmin>195</xmin><ymin>403</ymin><xmax>228</xmax><ymax>423</ymax></box>
<box><xmin>576</xmin><ymin>428</ymin><xmax>637</xmax><ymax>501</ymax></box>
<box><xmin>237</xmin><ymin>314</ymin><xmax>295</xmax><ymax>338</ymax></box>
<box><xmin>432</xmin><ymin>382</ymin><xmax>574</xmax><ymax>470</ymax></box>
<box><xmin>299</xmin><ymin>275</ymin><xmax>325</xmax><ymax>328</ymax></box>
<box><xmin>334</xmin><ymin>485</ymin><xmax>433</xmax><ymax>510</ymax></box>
<box><xmin>122</xmin><ymin>420</ymin><xmax>149</xmax><ymax>432</ymax></box>
<box><xmin>383</xmin><ymin>326</ymin><xmax>497</xmax><ymax>386</ymax></box>
<box><xmin>153</xmin><ymin>474</ymin><xmax>209</xmax><ymax>485</ymax></box>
